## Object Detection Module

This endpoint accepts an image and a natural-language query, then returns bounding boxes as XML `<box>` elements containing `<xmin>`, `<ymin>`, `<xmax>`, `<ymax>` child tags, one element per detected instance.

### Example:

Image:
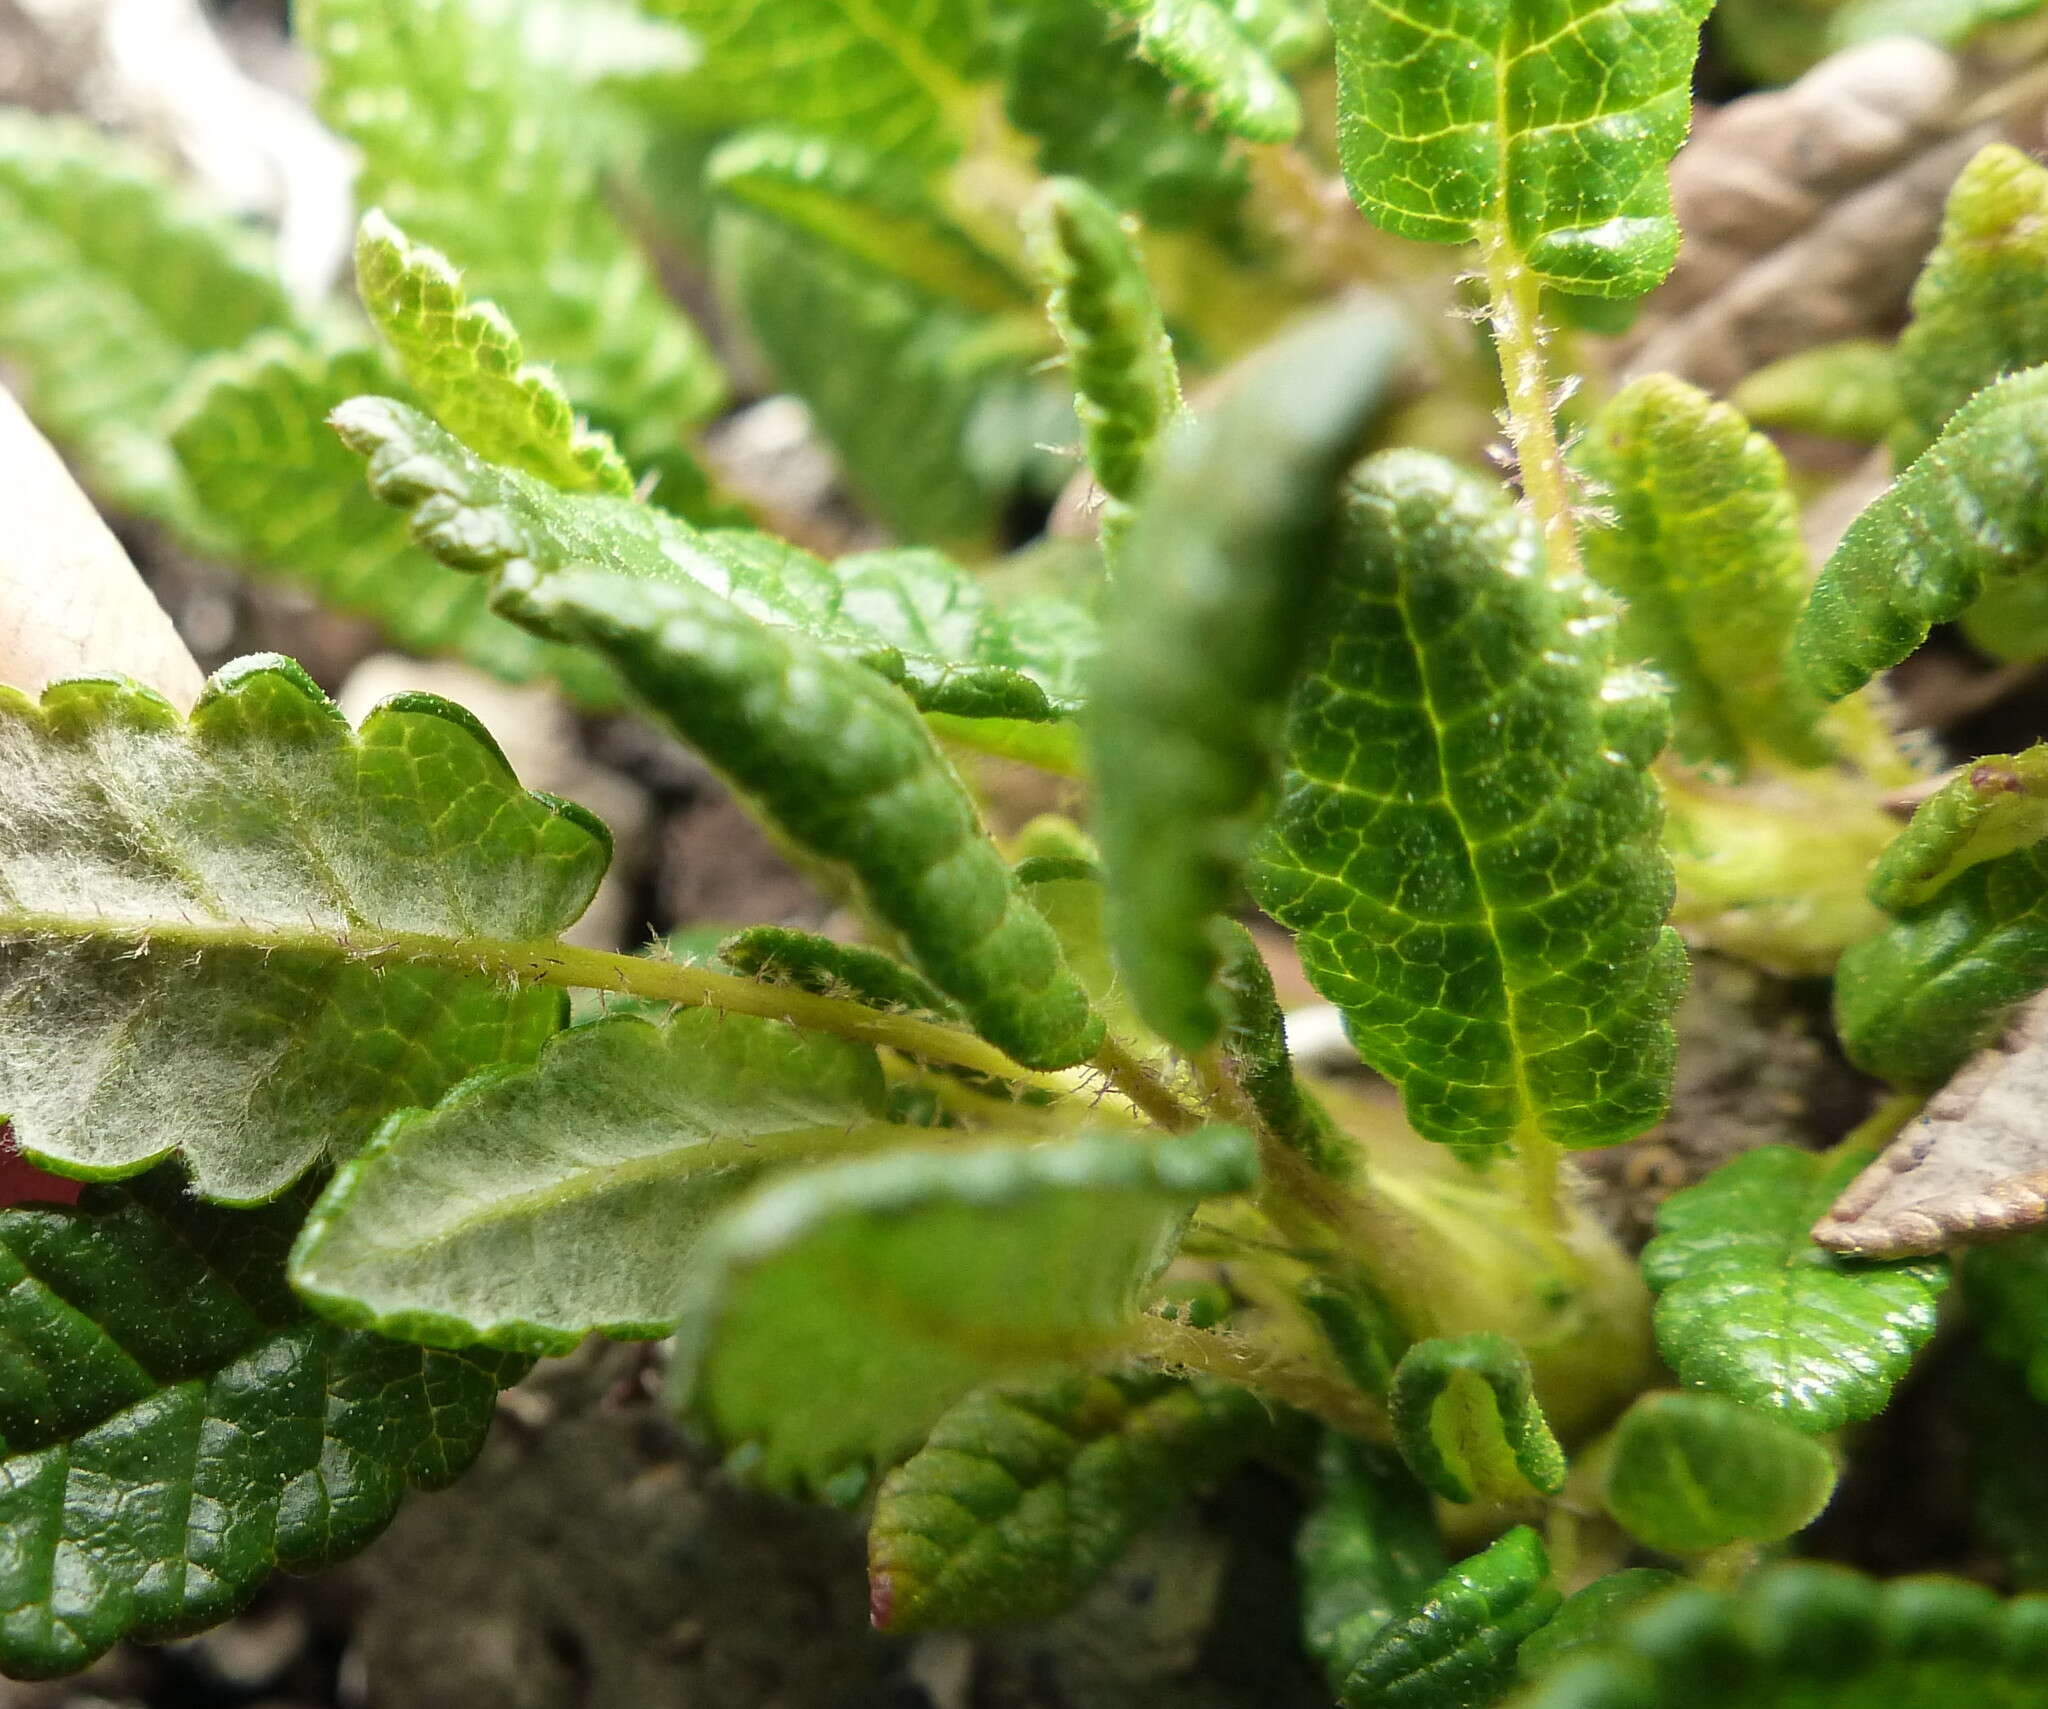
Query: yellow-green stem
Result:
<box><xmin>1133</xmin><ymin>1312</ymin><xmax>1390</xmax><ymax>1439</ymax></box>
<box><xmin>1480</xmin><ymin>222</ymin><xmax>1584</xmax><ymax>584</ymax></box>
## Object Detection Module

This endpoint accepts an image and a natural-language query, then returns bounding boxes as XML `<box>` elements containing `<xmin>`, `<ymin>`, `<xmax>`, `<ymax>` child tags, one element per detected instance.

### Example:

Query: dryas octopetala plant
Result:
<box><xmin>13</xmin><ymin>0</ymin><xmax>2048</xmax><ymax>1701</ymax></box>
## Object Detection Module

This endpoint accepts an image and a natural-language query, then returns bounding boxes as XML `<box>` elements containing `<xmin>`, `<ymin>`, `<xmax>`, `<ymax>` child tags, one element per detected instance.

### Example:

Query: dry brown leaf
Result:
<box><xmin>0</xmin><ymin>380</ymin><xmax>202</xmax><ymax>708</ymax></box>
<box><xmin>1624</xmin><ymin>39</ymin><xmax>1990</xmax><ymax>395</ymax></box>
<box><xmin>1815</xmin><ymin>993</ymin><xmax>2048</xmax><ymax>1257</ymax></box>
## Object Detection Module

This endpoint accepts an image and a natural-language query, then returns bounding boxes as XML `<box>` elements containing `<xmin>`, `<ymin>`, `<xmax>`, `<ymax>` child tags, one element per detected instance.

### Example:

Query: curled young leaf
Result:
<box><xmin>1869</xmin><ymin>748</ymin><xmax>2048</xmax><ymax>913</ymax></box>
<box><xmin>1389</xmin><ymin>1333</ymin><xmax>1567</xmax><ymax>1505</ymax></box>
<box><xmin>671</xmin><ymin>1126</ymin><xmax>1257</xmax><ymax>1494</ymax></box>
<box><xmin>1254</xmin><ymin>451</ymin><xmax>1685</xmax><ymax>1152</ymax></box>
<box><xmin>1216</xmin><ymin>920</ymin><xmax>1351</xmax><ymax>1179</ymax></box>
<box><xmin>1097</xmin><ymin>0</ymin><xmax>1302</xmax><ymax>142</ymax></box>
<box><xmin>1580</xmin><ymin>375</ymin><xmax>1833</xmax><ymax>775</ymax></box>
<box><xmin>1333</xmin><ymin>0</ymin><xmax>1711</xmax><ymax>297</ymax></box>
<box><xmin>0</xmin><ymin>1171</ymin><xmax>523</xmax><ymax>1679</ymax></box>
<box><xmin>0</xmin><ymin>657</ymin><xmax>609</xmax><ymax>1203</ymax></box>
<box><xmin>1090</xmin><ymin>304</ymin><xmax>1409</xmax><ymax>1053</ymax></box>
<box><xmin>1604</xmin><ymin>1391</ymin><xmax>1837</xmax><ymax>1555</ymax></box>
<box><xmin>867</xmin><ymin>1368</ymin><xmax>1263</xmax><ymax>1632</ymax></box>
<box><xmin>718</xmin><ymin>926</ymin><xmax>954</xmax><ymax>1017</ymax></box>
<box><xmin>1645</xmin><ymin>1146</ymin><xmax>1947</xmax><ymax>1429</ymax></box>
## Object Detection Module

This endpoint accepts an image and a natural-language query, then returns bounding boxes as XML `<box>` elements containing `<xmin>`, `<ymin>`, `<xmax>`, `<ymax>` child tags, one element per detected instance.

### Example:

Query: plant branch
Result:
<box><xmin>1132</xmin><ymin>1311</ymin><xmax>1389</xmax><ymax>1440</ymax></box>
<box><xmin>1479</xmin><ymin>222</ymin><xmax>1584</xmax><ymax>584</ymax></box>
<box><xmin>1090</xmin><ymin>1032</ymin><xmax>1203</xmax><ymax>1131</ymax></box>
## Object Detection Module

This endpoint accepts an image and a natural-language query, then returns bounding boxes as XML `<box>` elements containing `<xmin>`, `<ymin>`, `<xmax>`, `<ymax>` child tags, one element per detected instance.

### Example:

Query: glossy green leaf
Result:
<box><xmin>1796</xmin><ymin>364</ymin><xmax>2048</xmax><ymax>703</ymax></box>
<box><xmin>1580</xmin><ymin>375</ymin><xmax>1833</xmax><ymax>775</ymax></box>
<box><xmin>1097</xmin><ymin>0</ymin><xmax>1302</xmax><ymax>142</ymax></box>
<box><xmin>1255</xmin><ymin>450</ymin><xmax>1685</xmax><ymax>1151</ymax></box>
<box><xmin>1871</xmin><ymin>747</ymin><xmax>2048</xmax><ymax>912</ymax></box>
<box><xmin>1001</xmin><ymin>0</ymin><xmax>1247</xmax><ymax>235</ymax></box>
<box><xmin>1642</xmin><ymin>1146</ymin><xmax>1948</xmax><ymax>1433</ymax></box>
<box><xmin>645</xmin><ymin>0</ymin><xmax>985</xmax><ymax>166</ymax></box>
<box><xmin>672</xmin><ymin>1126</ymin><xmax>1256</xmax><ymax>1493</ymax></box>
<box><xmin>1516</xmin><ymin>1570</ymin><xmax>1681</xmax><ymax>1678</ymax></box>
<box><xmin>1025</xmin><ymin>176</ymin><xmax>1181</xmax><ymax>518</ymax></box>
<box><xmin>334</xmin><ymin>397</ymin><xmax>1089</xmax><ymax>723</ymax></box>
<box><xmin>1836</xmin><ymin>835</ymin><xmax>2048</xmax><ymax>1091</ymax></box>
<box><xmin>167</xmin><ymin>336</ymin><xmax>616</xmax><ymax>701</ymax></box>
<box><xmin>0</xmin><ymin>657</ymin><xmax>609</xmax><ymax>1203</ymax></box>
<box><xmin>718</xmin><ymin>926</ymin><xmax>955</xmax><ymax>1016</ymax></box>
<box><xmin>0</xmin><ymin>1171</ymin><xmax>522</xmax><ymax>1679</ymax></box>
<box><xmin>1091</xmin><ymin>305</ymin><xmax>1410</xmax><ymax>1052</ymax></box>
<box><xmin>1299</xmin><ymin>1435</ymin><xmax>1447</xmax><ymax>1686</ymax></box>
<box><xmin>1895</xmin><ymin>144</ymin><xmax>2048</xmax><ymax>464</ymax></box>
<box><xmin>0</xmin><ymin>111</ymin><xmax>290</xmax><ymax>518</ymax></box>
<box><xmin>1603</xmin><ymin>1391</ymin><xmax>1836</xmax><ymax>1554</ymax></box>
<box><xmin>290</xmin><ymin>1010</ymin><xmax>887</xmax><ymax>1355</ymax></box>
<box><xmin>354</xmin><ymin>211</ymin><xmax>632</xmax><ymax>496</ymax></box>
<box><xmin>1390</xmin><ymin>1333</ymin><xmax>1567</xmax><ymax>1505</ymax></box>
<box><xmin>708</xmin><ymin>130</ymin><xmax>1029</xmax><ymax>313</ymax></box>
<box><xmin>867</xmin><ymin>1368</ymin><xmax>1263</xmax><ymax>1631</ymax></box>
<box><xmin>302</xmin><ymin>0</ymin><xmax>724</xmax><ymax>479</ymax></box>
<box><xmin>1732</xmin><ymin>341</ymin><xmax>1903</xmax><ymax>446</ymax></box>
<box><xmin>1339</xmin><ymin>1526</ymin><xmax>1561</xmax><ymax>1709</ymax></box>
<box><xmin>1332</xmin><ymin>0</ymin><xmax>1712</xmax><ymax>297</ymax></box>
<box><xmin>1514</xmin><ymin>1564</ymin><xmax>2048</xmax><ymax>1708</ymax></box>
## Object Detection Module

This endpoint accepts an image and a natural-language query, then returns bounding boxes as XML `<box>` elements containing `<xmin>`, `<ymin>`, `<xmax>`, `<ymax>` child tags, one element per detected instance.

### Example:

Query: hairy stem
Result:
<box><xmin>1091</xmin><ymin>1033</ymin><xmax>1203</xmax><ymax>1131</ymax></box>
<box><xmin>1133</xmin><ymin>1312</ymin><xmax>1389</xmax><ymax>1440</ymax></box>
<box><xmin>1480</xmin><ymin>222</ymin><xmax>1583</xmax><ymax>584</ymax></box>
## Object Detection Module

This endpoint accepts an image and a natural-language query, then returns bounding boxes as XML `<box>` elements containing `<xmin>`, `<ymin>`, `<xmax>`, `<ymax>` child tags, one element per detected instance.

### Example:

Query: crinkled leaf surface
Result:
<box><xmin>1091</xmin><ymin>306</ymin><xmax>1408</xmax><ymax>1052</ymax></box>
<box><xmin>672</xmin><ymin>1126</ymin><xmax>1255</xmax><ymax>1494</ymax></box>
<box><xmin>1390</xmin><ymin>1333</ymin><xmax>1567</xmax><ymax>1505</ymax></box>
<box><xmin>718</xmin><ymin>926</ymin><xmax>955</xmax><ymax>1016</ymax></box>
<box><xmin>1894</xmin><ymin>143</ymin><xmax>2048</xmax><ymax>462</ymax></box>
<box><xmin>167</xmin><ymin>337</ymin><xmax>616</xmax><ymax>702</ymax></box>
<box><xmin>0</xmin><ymin>657</ymin><xmax>608</xmax><ymax>1203</ymax></box>
<box><xmin>1299</xmin><ymin>1435</ymin><xmax>1447</xmax><ymax>1689</ymax></box>
<box><xmin>0</xmin><ymin>112</ymin><xmax>290</xmax><ymax>518</ymax></box>
<box><xmin>1643</xmin><ymin>1146</ymin><xmax>1948</xmax><ymax>1432</ymax></box>
<box><xmin>1097</xmin><ymin>0</ymin><xmax>1301</xmax><ymax>142</ymax></box>
<box><xmin>1253</xmin><ymin>450</ymin><xmax>1685</xmax><ymax>1151</ymax></box>
<box><xmin>302</xmin><ymin>0</ymin><xmax>724</xmax><ymax>477</ymax></box>
<box><xmin>291</xmin><ymin>1009</ymin><xmax>888</xmax><ymax>1355</ymax></box>
<box><xmin>1603</xmin><ymin>1391</ymin><xmax>1836</xmax><ymax>1555</ymax></box>
<box><xmin>867</xmin><ymin>1368</ymin><xmax>1262</xmax><ymax>1631</ymax></box>
<box><xmin>0</xmin><ymin>1171</ymin><xmax>523</xmax><ymax>1679</ymax></box>
<box><xmin>1797</xmin><ymin>364</ymin><xmax>2048</xmax><ymax>703</ymax></box>
<box><xmin>1580</xmin><ymin>376</ymin><xmax>1832</xmax><ymax>774</ymax></box>
<box><xmin>354</xmin><ymin>211</ymin><xmax>633</xmax><ymax>496</ymax></box>
<box><xmin>1514</xmin><ymin>1565</ymin><xmax>2048</xmax><ymax>1708</ymax></box>
<box><xmin>1332</xmin><ymin>0</ymin><xmax>1712</xmax><ymax>297</ymax></box>
<box><xmin>1870</xmin><ymin>746</ymin><xmax>2048</xmax><ymax>913</ymax></box>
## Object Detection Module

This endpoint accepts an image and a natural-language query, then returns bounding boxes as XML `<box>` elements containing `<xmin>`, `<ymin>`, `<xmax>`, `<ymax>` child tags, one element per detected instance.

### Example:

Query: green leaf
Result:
<box><xmin>1642</xmin><ymin>1146</ymin><xmax>1948</xmax><ymax>1433</ymax></box>
<box><xmin>1097</xmin><ymin>0</ymin><xmax>1302</xmax><ymax>142</ymax></box>
<box><xmin>0</xmin><ymin>111</ymin><xmax>292</xmax><ymax>517</ymax></box>
<box><xmin>354</xmin><ymin>211</ymin><xmax>633</xmax><ymax>496</ymax></box>
<box><xmin>671</xmin><ymin>1126</ymin><xmax>1257</xmax><ymax>1493</ymax></box>
<box><xmin>1580</xmin><ymin>375</ymin><xmax>1834</xmax><ymax>775</ymax></box>
<box><xmin>1025</xmin><ymin>176</ymin><xmax>1181</xmax><ymax>516</ymax></box>
<box><xmin>1091</xmin><ymin>305</ymin><xmax>1409</xmax><ymax>1052</ymax></box>
<box><xmin>718</xmin><ymin>925</ymin><xmax>955</xmax><ymax>1015</ymax></box>
<box><xmin>1254</xmin><ymin>450</ymin><xmax>1686</xmax><ymax>1151</ymax></box>
<box><xmin>1331</xmin><ymin>0</ymin><xmax>1711</xmax><ymax>297</ymax></box>
<box><xmin>1832</xmin><ymin>0</ymin><xmax>2046</xmax><ymax>54</ymax></box>
<box><xmin>0</xmin><ymin>1170</ymin><xmax>522</xmax><ymax>1679</ymax></box>
<box><xmin>1960</xmin><ymin>1349</ymin><xmax>2048</xmax><ymax>1590</ymax></box>
<box><xmin>866</xmin><ymin>1368</ymin><xmax>1264</xmax><ymax>1631</ymax></box>
<box><xmin>1000</xmin><ymin>0</ymin><xmax>1247</xmax><ymax>235</ymax></box>
<box><xmin>1217</xmin><ymin>920</ymin><xmax>1352</xmax><ymax>1179</ymax></box>
<box><xmin>1298</xmin><ymin>1435</ymin><xmax>1448</xmax><ymax>1687</ymax></box>
<box><xmin>1390</xmin><ymin>1333</ymin><xmax>1567</xmax><ymax>1505</ymax></box>
<box><xmin>1965</xmin><ymin>1230</ymin><xmax>2048</xmax><ymax>1403</ymax></box>
<box><xmin>1835</xmin><ymin>837</ymin><xmax>2048</xmax><ymax>1090</ymax></box>
<box><xmin>1732</xmin><ymin>341</ymin><xmax>1903</xmax><ymax>446</ymax></box>
<box><xmin>1515</xmin><ymin>1570</ymin><xmax>1681</xmax><ymax>1679</ymax></box>
<box><xmin>1339</xmin><ymin>1526</ymin><xmax>1561</xmax><ymax>1709</ymax></box>
<box><xmin>334</xmin><ymin>397</ymin><xmax>1089</xmax><ymax>723</ymax></box>
<box><xmin>1603</xmin><ymin>1391</ymin><xmax>1836</xmax><ymax>1554</ymax></box>
<box><xmin>167</xmin><ymin>336</ymin><xmax>617</xmax><ymax>702</ymax></box>
<box><xmin>290</xmin><ymin>1010</ymin><xmax>887</xmax><ymax>1355</ymax></box>
<box><xmin>302</xmin><ymin>0</ymin><xmax>724</xmax><ymax>476</ymax></box>
<box><xmin>0</xmin><ymin>657</ymin><xmax>609</xmax><ymax>1203</ymax></box>
<box><xmin>1795</xmin><ymin>364</ymin><xmax>2048</xmax><ymax>703</ymax></box>
<box><xmin>1895</xmin><ymin>144</ymin><xmax>2048</xmax><ymax>464</ymax></box>
<box><xmin>707</xmin><ymin>130</ymin><xmax>1030</xmax><ymax>313</ymax></box>
<box><xmin>1870</xmin><ymin>746</ymin><xmax>2048</xmax><ymax>912</ymax></box>
<box><xmin>644</xmin><ymin>0</ymin><xmax>986</xmax><ymax>166</ymax></box>
<box><xmin>1514</xmin><ymin>1564</ymin><xmax>2048</xmax><ymax>1708</ymax></box>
